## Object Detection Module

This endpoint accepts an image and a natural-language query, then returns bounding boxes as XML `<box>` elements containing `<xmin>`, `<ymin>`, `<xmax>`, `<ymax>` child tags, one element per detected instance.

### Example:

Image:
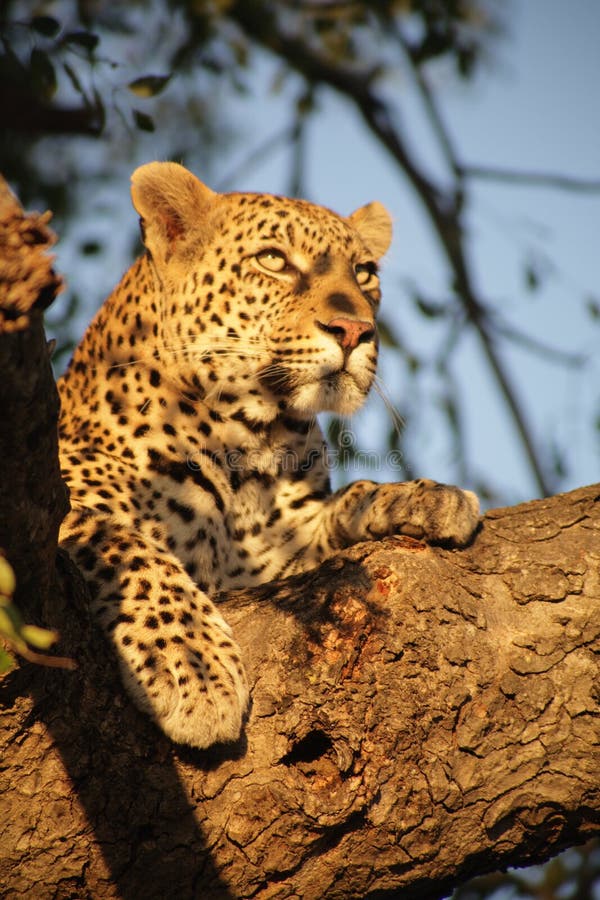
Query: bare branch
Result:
<box><xmin>491</xmin><ymin>315</ymin><xmax>587</xmax><ymax>367</ymax></box>
<box><xmin>215</xmin><ymin>124</ymin><xmax>298</xmax><ymax>191</ymax></box>
<box><xmin>1</xmin><ymin>87</ymin><xmax>104</xmax><ymax>137</ymax></box>
<box><xmin>462</xmin><ymin>164</ymin><xmax>600</xmax><ymax>193</ymax></box>
<box><xmin>225</xmin><ymin>2</ymin><xmax>554</xmax><ymax>496</ymax></box>
<box><xmin>393</xmin><ymin>24</ymin><xmax>463</xmax><ymax>182</ymax></box>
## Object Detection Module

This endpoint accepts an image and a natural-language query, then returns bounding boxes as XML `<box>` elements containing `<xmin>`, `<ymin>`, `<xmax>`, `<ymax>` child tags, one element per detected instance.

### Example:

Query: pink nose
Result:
<box><xmin>323</xmin><ymin>317</ymin><xmax>375</xmax><ymax>351</ymax></box>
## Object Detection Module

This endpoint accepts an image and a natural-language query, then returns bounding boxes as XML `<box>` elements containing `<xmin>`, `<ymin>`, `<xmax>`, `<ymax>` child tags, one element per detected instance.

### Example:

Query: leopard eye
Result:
<box><xmin>255</xmin><ymin>248</ymin><xmax>289</xmax><ymax>273</ymax></box>
<box><xmin>355</xmin><ymin>261</ymin><xmax>379</xmax><ymax>288</ymax></box>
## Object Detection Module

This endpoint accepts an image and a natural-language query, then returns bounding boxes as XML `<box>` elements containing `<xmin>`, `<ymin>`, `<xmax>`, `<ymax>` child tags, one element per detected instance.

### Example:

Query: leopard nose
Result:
<box><xmin>320</xmin><ymin>317</ymin><xmax>375</xmax><ymax>351</ymax></box>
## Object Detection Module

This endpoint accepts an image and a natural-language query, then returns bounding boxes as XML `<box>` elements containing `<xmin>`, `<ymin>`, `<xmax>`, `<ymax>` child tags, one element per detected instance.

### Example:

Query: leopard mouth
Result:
<box><xmin>321</xmin><ymin>370</ymin><xmax>349</xmax><ymax>390</ymax></box>
<box><xmin>257</xmin><ymin>363</ymin><xmax>295</xmax><ymax>397</ymax></box>
<box><xmin>260</xmin><ymin>362</ymin><xmax>349</xmax><ymax>392</ymax></box>
<box><xmin>303</xmin><ymin>369</ymin><xmax>370</xmax><ymax>415</ymax></box>
<box><xmin>258</xmin><ymin>360</ymin><xmax>370</xmax><ymax>415</ymax></box>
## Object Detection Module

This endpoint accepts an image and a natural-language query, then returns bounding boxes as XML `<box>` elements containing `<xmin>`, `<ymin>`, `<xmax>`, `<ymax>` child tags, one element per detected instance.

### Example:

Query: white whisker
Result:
<box><xmin>106</xmin><ymin>336</ymin><xmax>269</xmax><ymax>374</ymax></box>
<box><xmin>373</xmin><ymin>375</ymin><xmax>405</xmax><ymax>439</ymax></box>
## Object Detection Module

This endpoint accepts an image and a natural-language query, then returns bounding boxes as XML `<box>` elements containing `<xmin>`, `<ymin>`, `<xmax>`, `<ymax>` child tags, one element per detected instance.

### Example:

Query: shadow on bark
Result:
<box><xmin>2</xmin><ymin>549</ymin><xmax>238</xmax><ymax>898</ymax></box>
<box><xmin>0</xmin><ymin>176</ymin><xmax>235</xmax><ymax>899</ymax></box>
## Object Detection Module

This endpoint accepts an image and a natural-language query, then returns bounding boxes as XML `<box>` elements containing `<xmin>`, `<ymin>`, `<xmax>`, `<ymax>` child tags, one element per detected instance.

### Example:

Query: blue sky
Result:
<box><xmin>54</xmin><ymin>0</ymin><xmax>600</xmax><ymax>505</ymax></box>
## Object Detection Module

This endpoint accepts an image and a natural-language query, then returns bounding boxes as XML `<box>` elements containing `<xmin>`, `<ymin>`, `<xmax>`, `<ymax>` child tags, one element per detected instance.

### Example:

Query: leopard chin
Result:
<box><xmin>291</xmin><ymin>371</ymin><xmax>370</xmax><ymax>416</ymax></box>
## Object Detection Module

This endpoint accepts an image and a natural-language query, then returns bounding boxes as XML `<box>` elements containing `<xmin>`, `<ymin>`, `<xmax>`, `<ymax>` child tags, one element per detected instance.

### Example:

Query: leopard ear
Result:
<box><xmin>130</xmin><ymin>162</ymin><xmax>216</xmax><ymax>261</ymax></box>
<box><xmin>348</xmin><ymin>201</ymin><xmax>393</xmax><ymax>259</ymax></box>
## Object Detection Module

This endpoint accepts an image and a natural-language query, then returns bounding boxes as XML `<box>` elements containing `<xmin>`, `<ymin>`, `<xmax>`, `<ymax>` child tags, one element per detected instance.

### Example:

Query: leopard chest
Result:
<box><xmin>116</xmin><ymin>414</ymin><xmax>328</xmax><ymax>592</ymax></box>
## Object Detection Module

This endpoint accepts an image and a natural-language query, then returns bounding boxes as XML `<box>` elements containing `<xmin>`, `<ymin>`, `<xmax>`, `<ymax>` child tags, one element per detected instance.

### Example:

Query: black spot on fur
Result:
<box><xmin>327</xmin><ymin>292</ymin><xmax>356</xmax><ymax>315</ymax></box>
<box><xmin>166</xmin><ymin>497</ymin><xmax>194</xmax><ymax>522</ymax></box>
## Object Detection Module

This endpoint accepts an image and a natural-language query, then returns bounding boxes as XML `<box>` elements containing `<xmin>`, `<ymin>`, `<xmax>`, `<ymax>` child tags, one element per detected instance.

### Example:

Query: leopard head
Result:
<box><xmin>131</xmin><ymin>162</ymin><xmax>392</xmax><ymax>419</ymax></box>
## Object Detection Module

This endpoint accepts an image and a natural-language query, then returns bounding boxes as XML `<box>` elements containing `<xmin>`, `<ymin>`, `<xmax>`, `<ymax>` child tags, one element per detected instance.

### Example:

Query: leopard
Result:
<box><xmin>57</xmin><ymin>161</ymin><xmax>479</xmax><ymax>749</ymax></box>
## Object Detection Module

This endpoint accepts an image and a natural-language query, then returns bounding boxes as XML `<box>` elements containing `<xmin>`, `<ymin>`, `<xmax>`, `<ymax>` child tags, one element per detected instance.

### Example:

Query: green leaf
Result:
<box><xmin>586</xmin><ymin>297</ymin><xmax>600</xmax><ymax>320</ymax></box>
<box><xmin>524</xmin><ymin>263</ymin><xmax>540</xmax><ymax>292</ymax></box>
<box><xmin>133</xmin><ymin>109</ymin><xmax>155</xmax><ymax>132</ymax></box>
<box><xmin>30</xmin><ymin>47</ymin><xmax>57</xmax><ymax>99</ymax></box>
<box><xmin>0</xmin><ymin>603</ymin><xmax>23</xmax><ymax>642</ymax></box>
<box><xmin>549</xmin><ymin>441</ymin><xmax>567</xmax><ymax>480</ymax></box>
<box><xmin>30</xmin><ymin>16</ymin><xmax>61</xmax><ymax>38</ymax></box>
<box><xmin>92</xmin><ymin>87</ymin><xmax>106</xmax><ymax>132</ymax></box>
<box><xmin>0</xmin><ymin>647</ymin><xmax>15</xmax><ymax>674</ymax></box>
<box><xmin>327</xmin><ymin>416</ymin><xmax>343</xmax><ymax>447</ymax></box>
<box><xmin>80</xmin><ymin>240</ymin><xmax>102</xmax><ymax>256</ymax></box>
<box><xmin>0</xmin><ymin>556</ymin><xmax>16</xmax><ymax>597</ymax></box>
<box><xmin>415</xmin><ymin>297</ymin><xmax>447</xmax><ymax>318</ymax></box>
<box><xmin>407</xmin><ymin>354</ymin><xmax>421</xmax><ymax>374</ymax></box>
<box><xmin>128</xmin><ymin>74</ymin><xmax>171</xmax><ymax>98</ymax></box>
<box><xmin>376</xmin><ymin>318</ymin><xmax>400</xmax><ymax>349</ymax></box>
<box><xmin>62</xmin><ymin>61</ymin><xmax>83</xmax><ymax>95</ymax></box>
<box><xmin>457</xmin><ymin>43</ymin><xmax>477</xmax><ymax>79</ymax></box>
<box><xmin>63</xmin><ymin>31</ymin><xmax>99</xmax><ymax>52</ymax></box>
<box><xmin>21</xmin><ymin>624</ymin><xmax>59</xmax><ymax>650</ymax></box>
<box><xmin>440</xmin><ymin>393</ymin><xmax>460</xmax><ymax>437</ymax></box>
<box><xmin>2</xmin><ymin>41</ymin><xmax>26</xmax><ymax>79</ymax></box>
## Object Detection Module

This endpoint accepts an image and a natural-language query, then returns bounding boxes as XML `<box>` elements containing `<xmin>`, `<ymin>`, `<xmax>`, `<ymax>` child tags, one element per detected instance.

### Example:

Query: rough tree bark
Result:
<box><xmin>1</xmin><ymin>179</ymin><xmax>599</xmax><ymax>900</ymax></box>
<box><xmin>0</xmin><ymin>177</ymin><xmax>68</xmax><ymax>614</ymax></box>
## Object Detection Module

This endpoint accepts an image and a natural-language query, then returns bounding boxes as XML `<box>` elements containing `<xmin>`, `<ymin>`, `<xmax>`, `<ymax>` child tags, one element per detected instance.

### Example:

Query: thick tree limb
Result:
<box><xmin>0</xmin><ymin>175</ymin><xmax>69</xmax><ymax>614</ymax></box>
<box><xmin>2</xmin><ymin>483</ymin><xmax>599</xmax><ymax>898</ymax></box>
<box><xmin>1</xmin><ymin>179</ymin><xmax>599</xmax><ymax>899</ymax></box>
<box><xmin>217</xmin><ymin>486</ymin><xmax>600</xmax><ymax>897</ymax></box>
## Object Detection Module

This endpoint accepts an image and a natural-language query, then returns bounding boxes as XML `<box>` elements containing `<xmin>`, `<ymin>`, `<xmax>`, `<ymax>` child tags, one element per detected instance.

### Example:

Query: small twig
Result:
<box><xmin>215</xmin><ymin>124</ymin><xmax>297</xmax><ymax>191</ymax></box>
<box><xmin>491</xmin><ymin>316</ymin><xmax>587</xmax><ymax>367</ymax></box>
<box><xmin>393</xmin><ymin>25</ymin><xmax>462</xmax><ymax>182</ymax></box>
<box><xmin>462</xmin><ymin>165</ymin><xmax>600</xmax><ymax>193</ymax></box>
<box><xmin>288</xmin><ymin>88</ymin><xmax>313</xmax><ymax>197</ymax></box>
<box><xmin>14</xmin><ymin>643</ymin><xmax>78</xmax><ymax>670</ymax></box>
<box><xmin>346</xmin><ymin>96</ymin><xmax>553</xmax><ymax>496</ymax></box>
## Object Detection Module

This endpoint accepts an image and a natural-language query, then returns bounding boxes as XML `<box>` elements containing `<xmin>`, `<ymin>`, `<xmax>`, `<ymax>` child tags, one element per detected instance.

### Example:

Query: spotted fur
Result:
<box><xmin>58</xmin><ymin>162</ymin><xmax>479</xmax><ymax>747</ymax></box>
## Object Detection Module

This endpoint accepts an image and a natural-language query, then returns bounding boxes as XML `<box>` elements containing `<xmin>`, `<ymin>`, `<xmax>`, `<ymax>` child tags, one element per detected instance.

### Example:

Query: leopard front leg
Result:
<box><xmin>324</xmin><ymin>478</ymin><xmax>480</xmax><ymax>549</ymax></box>
<box><xmin>61</xmin><ymin>507</ymin><xmax>248</xmax><ymax>748</ymax></box>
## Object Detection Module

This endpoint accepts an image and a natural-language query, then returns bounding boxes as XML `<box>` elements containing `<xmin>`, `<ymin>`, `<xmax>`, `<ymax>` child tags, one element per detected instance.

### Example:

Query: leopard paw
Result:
<box><xmin>355</xmin><ymin>478</ymin><xmax>480</xmax><ymax>547</ymax></box>
<box><xmin>393</xmin><ymin>478</ymin><xmax>480</xmax><ymax>546</ymax></box>
<box><xmin>114</xmin><ymin>603</ymin><xmax>249</xmax><ymax>748</ymax></box>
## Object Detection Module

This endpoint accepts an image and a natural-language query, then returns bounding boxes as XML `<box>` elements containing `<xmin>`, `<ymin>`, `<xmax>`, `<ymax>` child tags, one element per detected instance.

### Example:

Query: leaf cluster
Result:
<box><xmin>0</xmin><ymin>554</ymin><xmax>75</xmax><ymax>672</ymax></box>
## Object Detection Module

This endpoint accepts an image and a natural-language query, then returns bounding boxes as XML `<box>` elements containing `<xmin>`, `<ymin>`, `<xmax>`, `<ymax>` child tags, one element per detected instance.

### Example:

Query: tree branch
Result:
<box><xmin>227</xmin><ymin>2</ymin><xmax>555</xmax><ymax>497</ymax></box>
<box><xmin>2</xmin><ymin>484</ymin><xmax>599</xmax><ymax>898</ymax></box>
<box><xmin>0</xmin><ymin>86</ymin><xmax>104</xmax><ymax>137</ymax></box>
<box><xmin>461</xmin><ymin>165</ymin><xmax>600</xmax><ymax>193</ymax></box>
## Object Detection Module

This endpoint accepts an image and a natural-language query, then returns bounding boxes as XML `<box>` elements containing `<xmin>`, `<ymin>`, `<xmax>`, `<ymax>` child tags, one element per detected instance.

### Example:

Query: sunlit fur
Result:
<box><xmin>57</xmin><ymin>162</ymin><xmax>479</xmax><ymax>748</ymax></box>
